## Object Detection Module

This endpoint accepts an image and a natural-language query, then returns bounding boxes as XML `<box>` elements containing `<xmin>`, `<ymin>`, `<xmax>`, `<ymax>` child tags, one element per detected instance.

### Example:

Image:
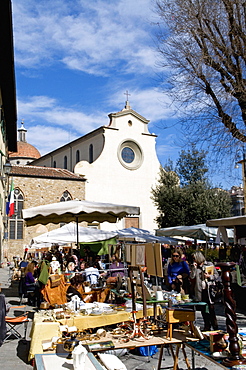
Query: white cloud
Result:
<box><xmin>17</xmin><ymin>95</ymin><xmax>108</xmax><ymax>136</ymax></box>
<box><xmin>26</xmin><ymin>125</ymin><xmax>77</xmax><ymax>156</ymax></box>
<box><xmin>109</xmin><ymin>86</ymin><xmax>175</xmax><ymax>123</ymax></box>
<box><xmin>12</xmin><ymin>0</ymin><xmax>158</xmax><ymax>76</ymax></box>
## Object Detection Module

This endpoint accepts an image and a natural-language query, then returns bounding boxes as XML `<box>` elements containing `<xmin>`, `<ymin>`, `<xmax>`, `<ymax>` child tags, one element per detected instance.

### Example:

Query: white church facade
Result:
<box><xmin>32</xmin><ymin>101</ymin><xmax>161</xmax><ymax>232</ymax></box>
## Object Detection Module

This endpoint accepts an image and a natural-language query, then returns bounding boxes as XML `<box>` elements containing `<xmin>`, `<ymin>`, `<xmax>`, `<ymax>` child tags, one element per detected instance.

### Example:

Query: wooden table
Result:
<box><xmin>28</xmin><ymin>307</ymin><xmax>161</xmax><ymax>361</ymax></box>
<box><xmin>79</xmin><ymin>330</ymin><xmax>199</xmax><ymax>370</ymax></box>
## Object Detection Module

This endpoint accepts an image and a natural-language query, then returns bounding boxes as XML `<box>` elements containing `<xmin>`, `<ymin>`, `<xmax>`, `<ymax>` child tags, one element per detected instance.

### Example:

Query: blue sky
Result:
<box><xmin>11</xmin><ymin>0</ymin><xmax>242</xmax><ymax>189</ymax></box>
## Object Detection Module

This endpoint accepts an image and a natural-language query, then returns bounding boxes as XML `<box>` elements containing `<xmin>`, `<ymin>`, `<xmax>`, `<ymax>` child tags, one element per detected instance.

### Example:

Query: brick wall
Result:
<box><xmin>5</xmin><ymin>176</ymin><xmax>85</xmax><ymax>260</ymax></box>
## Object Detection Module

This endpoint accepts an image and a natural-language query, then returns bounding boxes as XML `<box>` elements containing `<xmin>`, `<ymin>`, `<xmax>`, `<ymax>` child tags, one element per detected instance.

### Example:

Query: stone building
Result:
<box><xmin>229</xmin><ymin>185</ymin><xmax>245</xmax><ymax>216</ymax></box>
<box><xmin>6</xmin><ymin>165</ymin><xmax>85</xmax><ymax>259</ymax></box>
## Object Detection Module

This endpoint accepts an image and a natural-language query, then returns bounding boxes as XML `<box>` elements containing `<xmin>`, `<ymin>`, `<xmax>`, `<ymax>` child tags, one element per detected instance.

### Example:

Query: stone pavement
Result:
<box><xmin>1</xmin><ymin>265</ymin><xmax>246</xmax><ymax>370</ymax></box>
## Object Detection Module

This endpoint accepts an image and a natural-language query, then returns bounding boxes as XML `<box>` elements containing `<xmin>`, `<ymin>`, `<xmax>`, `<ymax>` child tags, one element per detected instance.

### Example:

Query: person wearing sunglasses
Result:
<box><xmin>167</xmin><ymin>248</ymin><xmax>190</xmax><ymax>293</ymax></box>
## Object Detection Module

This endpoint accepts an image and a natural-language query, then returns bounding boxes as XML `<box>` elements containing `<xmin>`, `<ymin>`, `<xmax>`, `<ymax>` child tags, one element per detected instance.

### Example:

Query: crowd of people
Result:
<box><xmin>12</xmin><ymin>243</ymin><xmax>226</xmax><ymax>331</ymax></box>
<box><xmin>166</xmin><ymin>247</ymin><xmax>221</xmax><ymax>331</ymax></box>
<box><xmin>16</xmin><ymin>246</ymin><xmax>126</xmax><ymax>308</ymax></box>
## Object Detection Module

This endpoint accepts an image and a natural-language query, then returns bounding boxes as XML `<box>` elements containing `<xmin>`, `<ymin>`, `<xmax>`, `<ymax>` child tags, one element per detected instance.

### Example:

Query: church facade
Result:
<box><xmin>32</xmin><ymin>101</ymin><xmax>161</xmax><ymax>232</ymax></box>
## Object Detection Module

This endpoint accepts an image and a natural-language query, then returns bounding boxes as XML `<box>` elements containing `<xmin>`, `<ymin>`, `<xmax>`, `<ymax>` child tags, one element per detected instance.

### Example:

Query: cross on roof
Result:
<box><xmin>124</xmin><ymin>90</ymin><xmax>131</xmax><ymax>100</ymax></box>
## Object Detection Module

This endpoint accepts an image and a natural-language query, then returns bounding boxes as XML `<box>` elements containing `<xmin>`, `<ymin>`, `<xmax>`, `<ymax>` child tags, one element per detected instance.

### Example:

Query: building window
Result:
<box><xmin>121</xmin><ymin>147</ymin><xmax>135</xmax><ymax>163</ymax></box>
<box><xmin>118</xmin><ymin>140</ymin><xmax>143</xmax><ymax>170</ymax></box>
<box><xmin>60</xmin><ymin>191</ymin><xmax>72</xmax><ymax>227</ymax></box>
<box><xmin>53</xmin><ymin>161</ymin><xmax>56</xmax><ymax>168</ymax></box>
<box><xmin>76</xmin><ymin>150</ymin><xmax>80</xmax><ymax>163</ymax></box>
<box><xmin>9</xmin><ymin>188</ymin><xmax>24</xmax><ymax>240</ymax></box>
<box><xmin>124</xmin><ymin>217</ymin><xmax>139</xmax><ymax>228</ymax></box>
<box><xmin>89</xmin><ymin>144</ymin><xmax>93</xmax><ymax>164</ymax></box>
<box><xmin>60</xmin><ymin>190</ymin><xmax>72</xmax><ymax>202</ymax></box>
<box><xmin>64</xmin><ymin>156</ymin><xmax>67</xmax><ymax>169</ymax></box>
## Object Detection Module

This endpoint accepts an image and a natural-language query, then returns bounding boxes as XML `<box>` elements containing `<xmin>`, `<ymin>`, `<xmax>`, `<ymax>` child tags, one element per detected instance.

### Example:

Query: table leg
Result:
<box><xmin>154</xmin><ymin>302</ymin><xmax>157</xmax><ymax>321</ymax></box>
<box><xmin>157</xmin><ymin>344</ymin><xmax>164</xmax><ymax>370</ymax></box>
<box><xmin>173</xmin><ymin>344</ymin><xmax>180</xmax><ymax>370</ymax></box>
<box><xmin>182</xmin><ymin>344</ymin><xmax>191</xmax><ymax>370</ymax></box>
<box><xmin>191</xmin><ymin>348</ymin><xmax>195</xmax><ymax>370</ymax></box>
<box><xmin>166</xmin><ymin>323</ymin><xmax>173</xmax><ymax>340</ymax></box>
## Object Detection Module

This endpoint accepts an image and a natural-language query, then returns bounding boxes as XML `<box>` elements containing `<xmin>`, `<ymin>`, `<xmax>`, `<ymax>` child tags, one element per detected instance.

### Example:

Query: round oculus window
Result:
<box><xmin>121</xmin><ymin>147</ymin><xmax>135</xmax><ymax>163</ymax></box>
<box><xmin>118</xmin><ymin>140</ymin><xmax>143</xmax><ymax>170</ymax></box>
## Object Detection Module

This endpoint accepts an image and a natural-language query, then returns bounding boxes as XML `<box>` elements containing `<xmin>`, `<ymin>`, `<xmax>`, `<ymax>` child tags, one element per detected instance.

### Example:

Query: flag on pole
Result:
<box><xmin>6</xmin><ymin>180</ymin><xmax>14</xmax><ymax>217</ymax></box>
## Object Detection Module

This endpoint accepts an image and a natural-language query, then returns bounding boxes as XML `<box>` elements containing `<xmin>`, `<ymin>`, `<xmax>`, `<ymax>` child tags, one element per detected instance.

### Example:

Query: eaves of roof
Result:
<box><xmin>108</xmin><ymin>108</ymin><xmax>149</xmax><ymax>124</ymax></box>
<box><xmin>31</xmin><ymin>126</ymin><xmax>105</xmax><ymax>163</ymax></box>
<box><xmin>10</xmin><ymin>165</ymin><xmax>86</xmax><ymax>181</ymax></box>
<box><xmin>0</xmin><ymin>0</ymin><xmax>17</xmax><ymax>152</ymax></box>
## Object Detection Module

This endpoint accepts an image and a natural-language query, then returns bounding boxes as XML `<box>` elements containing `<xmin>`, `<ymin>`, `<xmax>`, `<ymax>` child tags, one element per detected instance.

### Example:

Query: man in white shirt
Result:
<box><xmin>84</xmin><ymin>261</ymin><xmax>99</xmax><ymax>285</ymax></box>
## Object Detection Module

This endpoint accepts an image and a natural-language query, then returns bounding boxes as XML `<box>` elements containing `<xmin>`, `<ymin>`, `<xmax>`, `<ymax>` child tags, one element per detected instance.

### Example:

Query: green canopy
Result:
<box><xmin>80</xmin><ymin>237</ymin><xmax>117</xmax><ymax>256</ymax></box>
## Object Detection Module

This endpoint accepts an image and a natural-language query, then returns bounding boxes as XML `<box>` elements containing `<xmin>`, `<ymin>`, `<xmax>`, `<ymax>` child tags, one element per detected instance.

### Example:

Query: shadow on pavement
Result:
<box><xmin>16</xmin><ymin>339</ymin><xmax>31</xmax><ymax>364</ymax></box>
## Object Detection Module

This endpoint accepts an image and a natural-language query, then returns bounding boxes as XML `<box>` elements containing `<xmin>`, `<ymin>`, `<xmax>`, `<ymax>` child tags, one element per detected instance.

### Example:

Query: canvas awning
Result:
<box><xmin>206</xmin><ymin>215</ymin><xmax>246</xmax><ymax>244</ymax></box>
<box><xmin>206</xmin><ymin>215</ymin><xmax>246</xmax><ymax>227</ymax></box>
<box><xmin>22</xmin><ymin>199</ymin><xmax>140</xmax><ymax>246</ymax></box>
<box><xmin>156</xmin><ymin>223</ymin><xmax>234</xmax><ymax>242</ymax></box>
<box><xmin>22</xmin><ymin>199</ymin><xmax>140</xmax><ymax>226</ymax></box>
<box><xmin>116</xmin><ymin>227</ymin><xmax>179</xmax><ymax>244</ymax></box>
<box><xmin>31</xmin><ymin>222</ymin><xmax>118</xmax><ymax>245</ymax></box>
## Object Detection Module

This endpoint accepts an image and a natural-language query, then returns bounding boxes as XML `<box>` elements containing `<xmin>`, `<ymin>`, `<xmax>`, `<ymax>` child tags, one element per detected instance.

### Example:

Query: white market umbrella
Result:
<box><xmin>22</xmin><ymin>199</ymin><xmax>140</xmax><ymax>245</ymax></box>
<box><xmin>22</xmin><ymin>199</ymin><xmax>140</xmax><ymax>226</ymax></box>
<box><xmin>31</xmin><ymin>222</ymin><xmax>117</xmax><ymax>245</ymax></box>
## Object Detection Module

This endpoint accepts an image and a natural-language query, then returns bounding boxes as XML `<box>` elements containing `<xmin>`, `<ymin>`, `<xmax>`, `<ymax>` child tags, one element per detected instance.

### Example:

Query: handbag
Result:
<box><xmin>49</xmin><ymin>274</ymin><xmax>61</xmax><ymax>288</ymax></box>
<box><xmin>209</xmin><ymin>282</ymin><xmax>217</xmax><ymax>301</ymax></box>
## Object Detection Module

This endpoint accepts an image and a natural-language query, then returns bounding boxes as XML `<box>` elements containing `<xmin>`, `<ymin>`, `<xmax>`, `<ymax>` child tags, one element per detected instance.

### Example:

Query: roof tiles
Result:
<box><xmin>10</xmin><ymin>164</ymin><xmax>85</xmax><ymax>181</ymax></box>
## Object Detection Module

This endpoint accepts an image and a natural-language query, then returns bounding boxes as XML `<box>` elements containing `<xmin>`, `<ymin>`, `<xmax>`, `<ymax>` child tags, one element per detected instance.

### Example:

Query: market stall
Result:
<box><xmin>28</xmin><ymin>305</ymin><xmax>163</xmax><ymax>361</ymax></box>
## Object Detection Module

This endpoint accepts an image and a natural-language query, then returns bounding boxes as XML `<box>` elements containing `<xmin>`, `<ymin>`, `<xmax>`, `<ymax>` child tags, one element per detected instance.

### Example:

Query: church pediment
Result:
<box><xmin>108</xmin><ymin>108</ymin><xmax>149</xmax><ymax>124</ymax></box>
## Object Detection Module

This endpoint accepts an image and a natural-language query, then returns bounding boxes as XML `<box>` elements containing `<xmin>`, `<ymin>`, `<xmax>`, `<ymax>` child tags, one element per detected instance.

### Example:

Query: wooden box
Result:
<box><xmin>209</xmin><ymin>332</ymin><xmax>227</xmax><ymax>352</ymax></box>
<box><xmin>166</xmin><ymin>308</ymin><xmax>195</xmax><ymax>324</ymax></box>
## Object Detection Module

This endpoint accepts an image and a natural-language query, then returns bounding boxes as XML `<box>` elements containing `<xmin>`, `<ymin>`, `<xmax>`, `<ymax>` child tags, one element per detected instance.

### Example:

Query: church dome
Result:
<box><xmin>9</xmin><ymin>141</ymin><xmax>41</xmax><ymax>160</ymax></box>
<box><xmin>8</xmin><ymin>121</ymin><xmax>41</xmax><ymax>165</ymax></box>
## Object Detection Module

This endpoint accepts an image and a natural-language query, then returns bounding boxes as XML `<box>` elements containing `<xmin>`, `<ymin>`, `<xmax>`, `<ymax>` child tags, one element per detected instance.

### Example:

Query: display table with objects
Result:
<box><xmin>28</xmin><ymin>305</ymin><xmax>162</xmax><ymax>361</ymax></box>
<box><xmin>71</xmin><ymin>330</ymin><xmax>199</xmax><ymax>370</ymax></box>
<box><xmin>33</xmin><ymin>330</ymin><xmax>199</xmax><ymax>370</ymax></box>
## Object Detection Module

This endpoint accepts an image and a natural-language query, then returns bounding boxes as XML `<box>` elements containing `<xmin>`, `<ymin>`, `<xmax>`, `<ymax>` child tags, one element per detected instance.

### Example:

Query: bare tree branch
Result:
<box><xmin>155</xmin><ymin>0</ymin><xmax>246</xmax><ymax>156</ymax></box>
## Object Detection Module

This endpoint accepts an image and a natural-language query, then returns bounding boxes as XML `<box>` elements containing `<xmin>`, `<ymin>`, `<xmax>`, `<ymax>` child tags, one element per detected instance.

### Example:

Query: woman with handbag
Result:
<box><xmin>190</xmin><ymin>251</ymin><xmax>219</xmax><ymax>331</ymax></box>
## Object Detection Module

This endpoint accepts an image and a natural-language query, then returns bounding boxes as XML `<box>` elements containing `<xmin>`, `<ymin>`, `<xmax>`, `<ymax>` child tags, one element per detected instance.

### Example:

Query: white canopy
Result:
<box><xmin>31</xmin><ymin>222</ymin><xmax>117</xmax><ymax>245</ymax></box>
<box><xmin>116</xmin><ymin>227</ymin><xmax>178</xmax><ymax>244</ymax></box>
<box><xmin>22</xmin><ymin>199</ymin><xmax>140</xmax><ymax>226</ymax></box>
<box><xmin>206</xmin><ymin>215</ymin><xmax>246</xmax><ymax>227</ymax></box>
<box><xmin>156</xmin><ymin>223</ymin><xmax>234</xmax><ymax>241</ymax></box>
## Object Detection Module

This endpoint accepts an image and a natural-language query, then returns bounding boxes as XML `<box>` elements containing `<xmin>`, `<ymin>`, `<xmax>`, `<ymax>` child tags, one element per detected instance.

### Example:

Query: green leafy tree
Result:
<box><xmin>152</xmin><ymin>163</ymin><xmax>185</xmax><ymax>227</ymax></box>
<box><xmin>152</xmin><ymin>150</ymin><xmax>232</xmax><ymax>227</ymax></box>
<box><xmin>176</xmin><ymin>146</ymin><xmax>208</xmax><ymax>186</ymax></box>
